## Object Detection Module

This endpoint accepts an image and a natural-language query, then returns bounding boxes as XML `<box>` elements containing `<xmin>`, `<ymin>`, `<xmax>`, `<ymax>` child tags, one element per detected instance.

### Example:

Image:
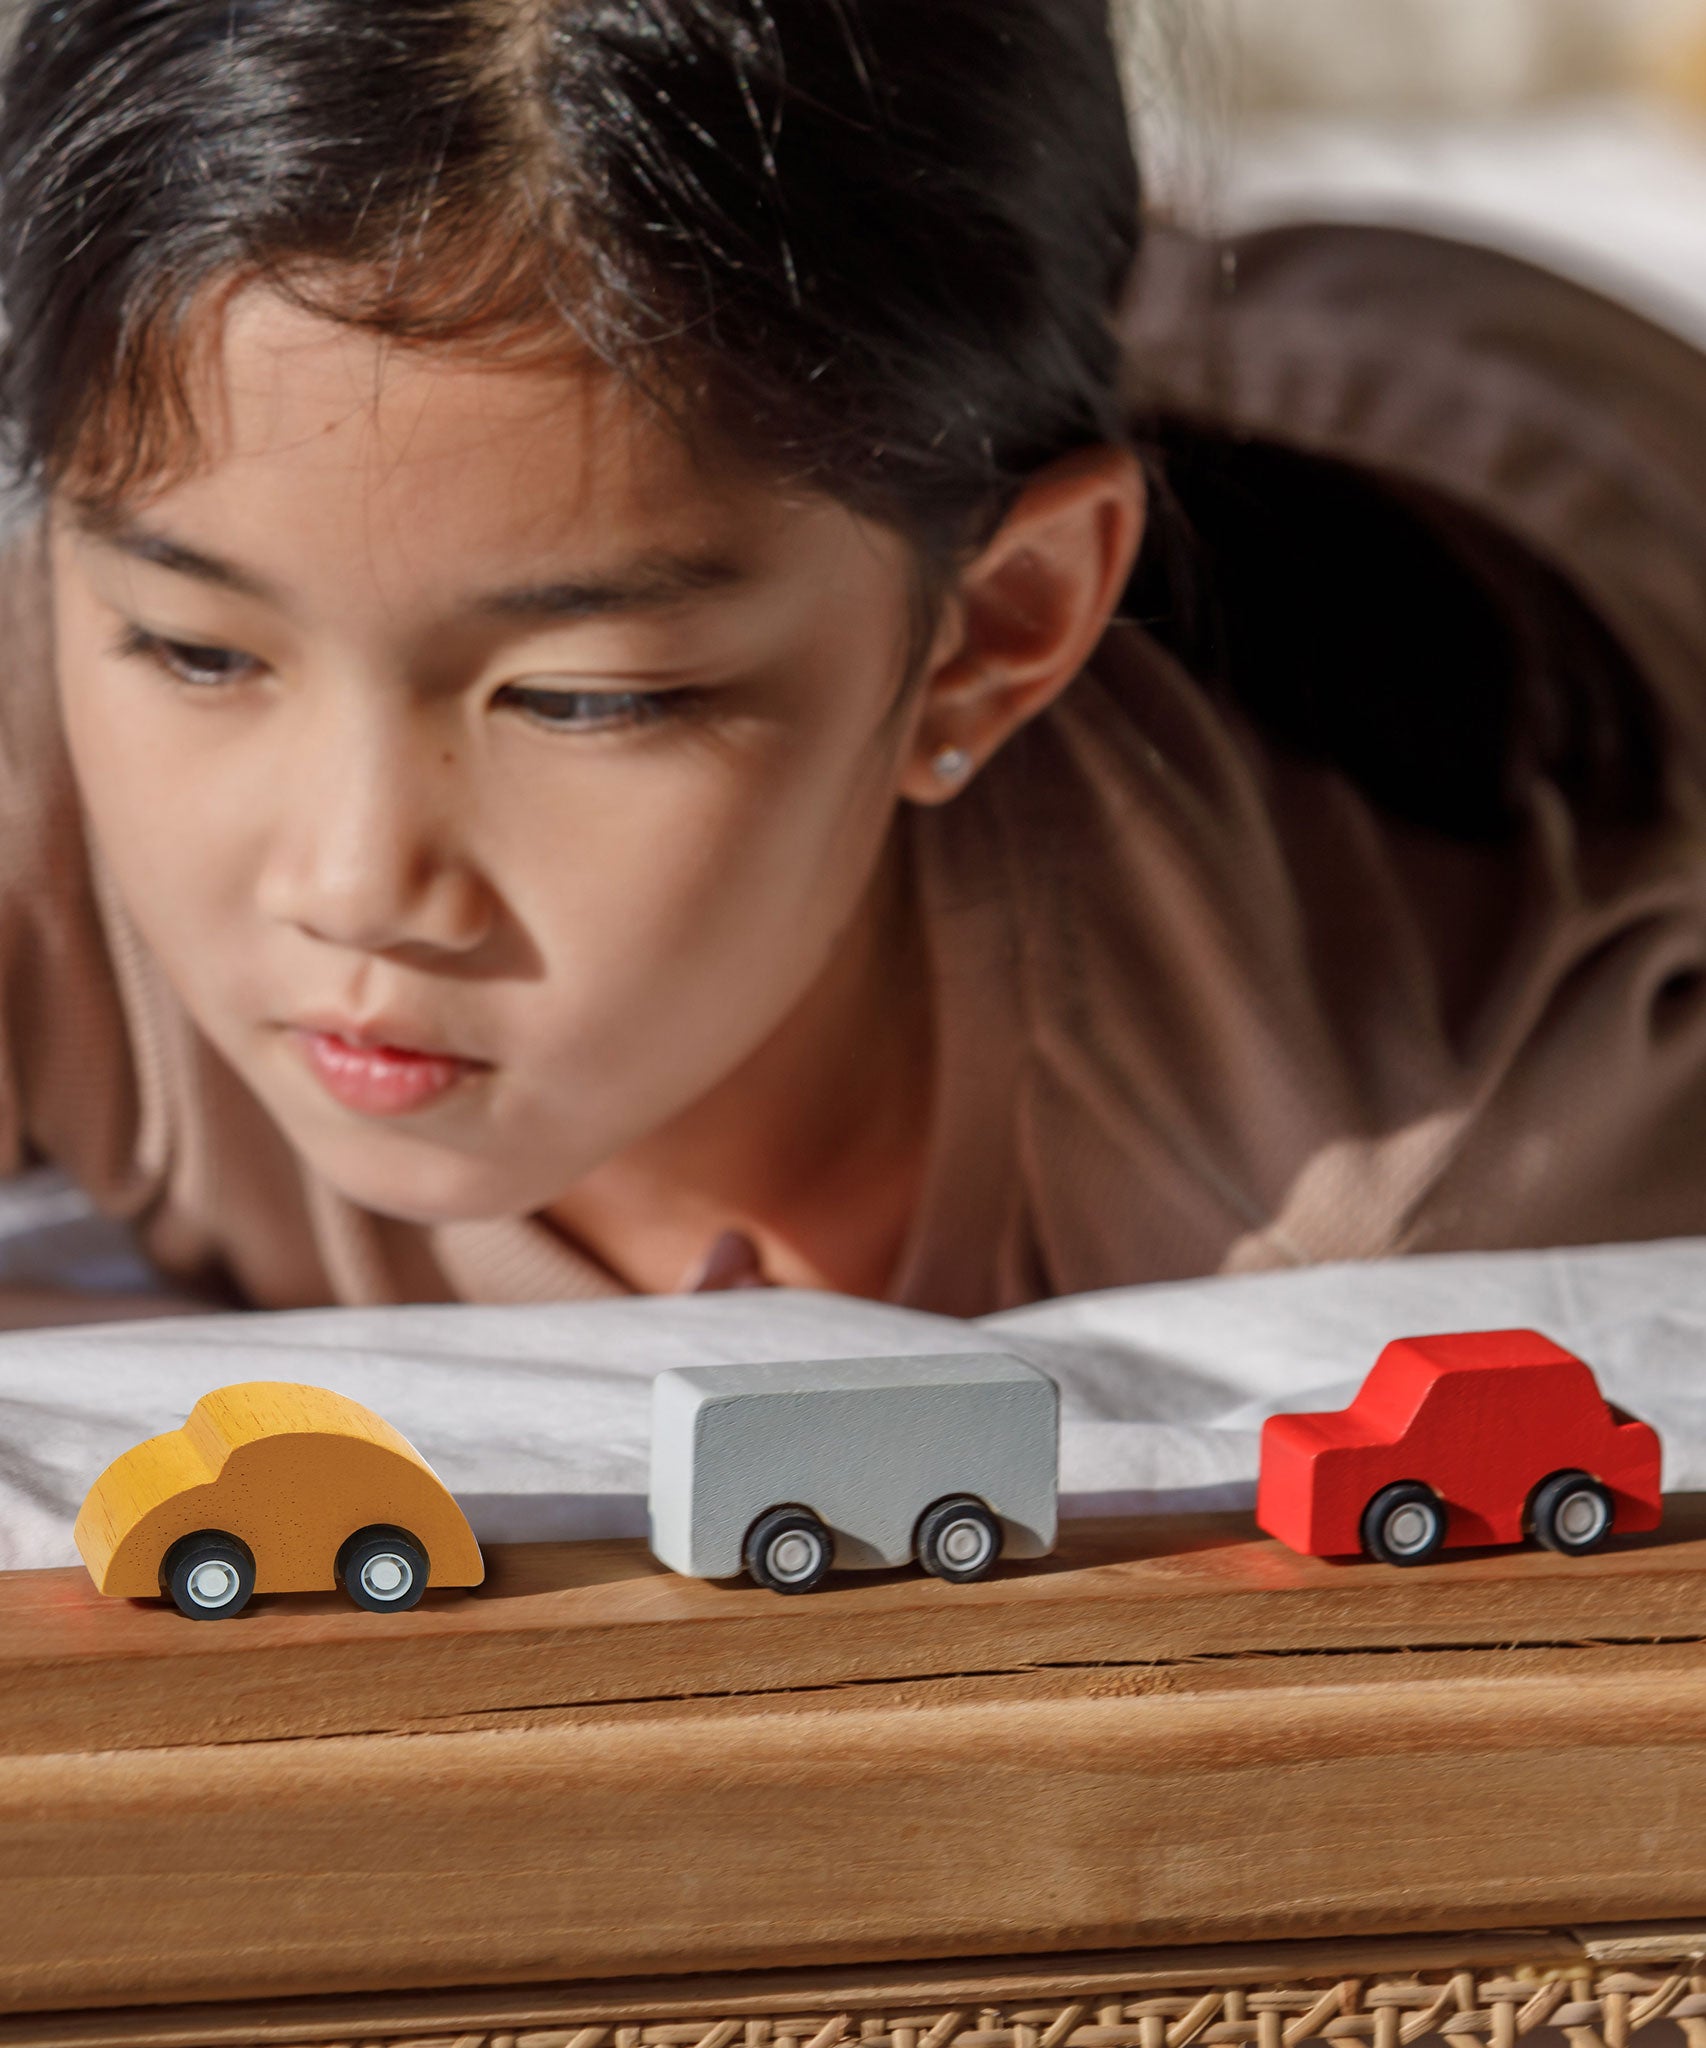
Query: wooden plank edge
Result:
<box><xmin>12</xmin><ymin>1668</ymin><xmax>1706</xmax><ymax>2012</ymax></box>
<box><xmin>0</xmin><ymin>1928</ymin><xmax>1591</xmax><ymax>2048</ymax></box>
<box><xmin>1573</xmin><ymin>1921</ymin><xmax>1706</xmax><ymax>1962</ymax></box>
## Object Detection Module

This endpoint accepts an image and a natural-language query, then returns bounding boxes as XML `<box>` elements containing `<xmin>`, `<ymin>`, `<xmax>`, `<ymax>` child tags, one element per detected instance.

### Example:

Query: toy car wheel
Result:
<box><xmin>160</xmin><ymin>1529</ymin><xmax>257</xmax><ymax>1620</ymax></box>
<box><xmin>743</xmin><ymin>1507</ymin><xmax>833</xmax><ymax>1594</ymax></box>
<box><xmin>1530</xmin><ymin>1470</ymin><xmax>1614</xmax><ymax>1556</ymax></box>
<box><xmin>336</xmin><ymin>1525</ymin><xmax>430</xmax><ymax>1613</ymax></box>
<box><xmin>1360</xmin><ymin>1482</ymin><xmax>1446</xmax><ymax>1566</ymax></box>
<box><xmin>915</xmin><ymin>1496</ymin><xmax>1003</xmax><ymax>1583</ymax></box>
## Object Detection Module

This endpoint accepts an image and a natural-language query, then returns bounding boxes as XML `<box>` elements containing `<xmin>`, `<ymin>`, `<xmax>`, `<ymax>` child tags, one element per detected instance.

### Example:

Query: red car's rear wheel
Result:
<box><xmin>1529</xmin><ymin>1470</ymin><xmax>1614</xmax><ymax>1555</ymax></box>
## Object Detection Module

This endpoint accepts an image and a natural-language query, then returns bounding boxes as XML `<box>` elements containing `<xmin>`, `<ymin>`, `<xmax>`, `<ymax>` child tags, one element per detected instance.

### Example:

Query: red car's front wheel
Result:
<box><xmin>1360</xmin><ymin>1482</ymin><xmax>1446</xmax><ymax>1566</ymax></box>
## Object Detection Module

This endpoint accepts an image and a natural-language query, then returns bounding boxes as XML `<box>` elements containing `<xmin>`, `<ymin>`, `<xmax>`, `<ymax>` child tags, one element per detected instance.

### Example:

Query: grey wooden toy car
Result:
<box><xmin>647</xmin><ymin>1352</ymin><xmax>1058</xmax><ymax>1592</ymax></box>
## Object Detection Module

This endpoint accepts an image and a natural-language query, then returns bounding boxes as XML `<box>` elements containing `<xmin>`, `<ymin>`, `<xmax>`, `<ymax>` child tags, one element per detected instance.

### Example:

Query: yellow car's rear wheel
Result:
<box><xmin>336</xmin><ymin>1524</ymin><xmax>430</xmax><ymax>1613</ymax></box>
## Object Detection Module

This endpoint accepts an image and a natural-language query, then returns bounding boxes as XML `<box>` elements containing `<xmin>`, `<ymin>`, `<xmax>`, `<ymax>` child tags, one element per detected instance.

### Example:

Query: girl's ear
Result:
<box><xmin>898</xmin><ymin>443</ymin><xmax>1147</xmax><ymax>804</ymax></box>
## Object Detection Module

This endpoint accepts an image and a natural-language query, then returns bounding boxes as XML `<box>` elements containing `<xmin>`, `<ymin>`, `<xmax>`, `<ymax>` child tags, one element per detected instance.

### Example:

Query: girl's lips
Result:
<box><xmin>290</xmin><ymin>1028</ymin><xmax>484</xmax><ymax>1117</ymax></box>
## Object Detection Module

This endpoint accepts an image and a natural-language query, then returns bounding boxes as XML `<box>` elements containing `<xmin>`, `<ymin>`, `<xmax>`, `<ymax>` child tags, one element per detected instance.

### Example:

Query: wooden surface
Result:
<box><xmin>8</xmin><ymin>1501</ymin><xmax>1706</xmax><ymax>2014</ymax></box>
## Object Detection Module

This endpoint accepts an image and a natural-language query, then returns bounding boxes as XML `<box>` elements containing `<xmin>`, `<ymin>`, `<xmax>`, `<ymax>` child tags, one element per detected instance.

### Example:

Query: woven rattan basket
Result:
<box><xmin>10</xmin><ymin>1928</ymin><xmax>1706</xmax><ymax>2048</ymax></box>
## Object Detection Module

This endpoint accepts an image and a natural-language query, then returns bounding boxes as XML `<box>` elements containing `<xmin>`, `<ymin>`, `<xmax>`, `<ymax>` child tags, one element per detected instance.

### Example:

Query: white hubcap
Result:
<box><xmin>1557</xmin><ymin>1490</ymin><xmax>1608</xmax><ymax>1543</ymax></box>
<box><xmin>767</xmin><ymin>1532</ymin><xmax>822</xmax><ymax>1582</ymax></box>
<box><xmin>186</xmin><ymin>1559</ymin><xmax>239</xmax><ymax>1607</ymax></box>
<box><xmin>360</xmin><ymin>1552</ymin><xmax>413</xmax><ymax>1600</ymax></box>
<box><xmin>939</xmin><ymin>1517</ymin><xmax>993</xmax><ymax>1569</ymax></box>
<box><xmin>1385</xmin><ymin>1504</ymin><xmax>1436</xmax><ymax>1554</ymax></box>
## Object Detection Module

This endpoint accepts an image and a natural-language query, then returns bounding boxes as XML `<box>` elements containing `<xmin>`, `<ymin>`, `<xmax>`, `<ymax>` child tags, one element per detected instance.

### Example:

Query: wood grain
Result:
<box><xmin>7</xmin><ymin>1503</ymin><xmax>1706</xmax><ymax>2014</ymax></box>
<box><xmin>8</xmin><ymin>1499</ymin><xmax>1706</xmax><ymax>1755</ymax></box>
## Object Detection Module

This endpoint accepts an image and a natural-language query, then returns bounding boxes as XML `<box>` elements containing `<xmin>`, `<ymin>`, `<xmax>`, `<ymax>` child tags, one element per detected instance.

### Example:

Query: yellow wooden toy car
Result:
<box><xmin>75</xmin><ymin>1382</ymin><xmax>485</xmax><ymax>1619</ymax></box>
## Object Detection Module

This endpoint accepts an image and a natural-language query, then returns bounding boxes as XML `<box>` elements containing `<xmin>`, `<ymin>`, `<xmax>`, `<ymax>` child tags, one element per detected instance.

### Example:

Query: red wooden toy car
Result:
<box><xmin>1256</xmin><ymin>1328</ymin><xmax>1662</xmax><ymax>1564</ymax></box>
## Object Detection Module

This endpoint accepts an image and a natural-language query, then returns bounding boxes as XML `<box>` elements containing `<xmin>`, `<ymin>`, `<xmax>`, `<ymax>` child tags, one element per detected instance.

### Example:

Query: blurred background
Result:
<box><xmin>1120</xmin><ymin>0</ymin><xmax>1706</xmax><ymax>344</ymax></box>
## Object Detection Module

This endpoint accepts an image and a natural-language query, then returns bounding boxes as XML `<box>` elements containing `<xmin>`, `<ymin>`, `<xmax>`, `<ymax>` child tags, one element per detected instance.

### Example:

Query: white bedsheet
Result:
<box><xmin>3</xmin><ymin>1159</ymin><xmax>1705</xmax><ymax>1573</ymax></box>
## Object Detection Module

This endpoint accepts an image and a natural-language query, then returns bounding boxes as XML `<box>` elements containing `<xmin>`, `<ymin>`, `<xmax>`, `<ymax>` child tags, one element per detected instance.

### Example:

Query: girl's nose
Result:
<box><xmin>254</xmin><ymin>715</ymin><xmax>493</xmax><ymax>958</ymax></box>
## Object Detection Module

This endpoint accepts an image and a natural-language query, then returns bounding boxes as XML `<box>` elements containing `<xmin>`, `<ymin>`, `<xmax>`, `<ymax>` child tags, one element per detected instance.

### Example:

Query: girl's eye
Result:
<box><xmin>494</xmin><ymin>684</ymin><xmax>686</xmax><ymax>733</ymax></box>
<box><xmin>109</xmin><ymin>631</ymin><xmax>691</xmax><ymax>734</ymax></box>
<box><xmin>112</xmin><ymin>626</ymin><xmax>258</xmax><ymax>688</ymax></box>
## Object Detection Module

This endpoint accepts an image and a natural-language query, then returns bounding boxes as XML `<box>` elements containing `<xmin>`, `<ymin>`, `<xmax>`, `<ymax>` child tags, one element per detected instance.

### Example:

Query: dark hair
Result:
<box><xmin>0</xmin><ymin>0</ymin><xmax>1141</xmax><ymax>562</ymax></box>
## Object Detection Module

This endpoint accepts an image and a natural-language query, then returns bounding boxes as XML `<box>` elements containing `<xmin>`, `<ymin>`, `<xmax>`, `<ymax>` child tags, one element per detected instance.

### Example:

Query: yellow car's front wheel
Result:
<box><xmin>160</xmin><ymin>1530</ymin><xmax>257</xmax><ymax>1620</ymax></box>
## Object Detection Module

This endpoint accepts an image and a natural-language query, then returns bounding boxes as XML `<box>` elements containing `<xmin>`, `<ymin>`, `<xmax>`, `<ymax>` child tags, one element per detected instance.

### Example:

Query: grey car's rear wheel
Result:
<box><xmin>915</xmin><ymin>1496</ymin><xmax>1003</xmax><ymax>1583</ymax></box>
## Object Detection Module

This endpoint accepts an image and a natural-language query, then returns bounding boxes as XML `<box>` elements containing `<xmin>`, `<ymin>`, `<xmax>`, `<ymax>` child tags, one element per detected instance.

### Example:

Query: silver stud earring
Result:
<box><xmin>931</xmin><ymin>745</ymin><xmax>971</xmax><ymax>784</ymax></box>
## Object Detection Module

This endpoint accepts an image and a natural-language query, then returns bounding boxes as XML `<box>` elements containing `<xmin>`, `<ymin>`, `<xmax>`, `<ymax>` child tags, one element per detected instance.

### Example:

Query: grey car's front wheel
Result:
<box><xmin>744</xmin><ymin>1507</ymin><xmax>833</xmax><ymax>1593</ymax></box>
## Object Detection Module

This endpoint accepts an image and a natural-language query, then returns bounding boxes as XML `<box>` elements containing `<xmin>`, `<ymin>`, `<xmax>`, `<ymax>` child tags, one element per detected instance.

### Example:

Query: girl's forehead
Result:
<box><xmin>61</xmin><ymin>287</ymin><xmax>885</xmax><ymax>629</ymax></box>
<box><xmin>206</xmin><ymin>290</ymin><xmax>703</xmax><ymax>500</ymax></box>
<box><xmin>73</xmin><ymin>278</ymin><xmax>764</xmax><ymax>552</ymax></box>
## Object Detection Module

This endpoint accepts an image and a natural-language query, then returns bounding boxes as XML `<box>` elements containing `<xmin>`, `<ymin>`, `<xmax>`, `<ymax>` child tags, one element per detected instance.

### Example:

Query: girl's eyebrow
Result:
<box><xmin>75</xmin><ymin>511</ymin><xmax>282</xmax><ymax>604</ymax></box>
<box><xmin>478</xmin><ymin>551</ymin><xmax>746</xmax><ymax>620</ymax></box>
<box><xmin>72</xmin><ymin>510</ymin><xmax>748</xmax><ymax>620</ymax></box>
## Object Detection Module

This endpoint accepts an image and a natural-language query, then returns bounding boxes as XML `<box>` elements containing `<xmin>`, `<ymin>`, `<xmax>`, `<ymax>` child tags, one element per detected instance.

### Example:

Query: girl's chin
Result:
<box><xmin>299</xmin><ymin>1139</ymin><xmax>575</xmax><ymax>1228</ymax></box>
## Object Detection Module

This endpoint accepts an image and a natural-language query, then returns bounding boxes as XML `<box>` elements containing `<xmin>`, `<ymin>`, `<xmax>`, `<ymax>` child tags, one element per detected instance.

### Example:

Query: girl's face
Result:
<box><xmin>49</xmin><ymin>290</ymin><xmax>936</xmax><ymax>1224</ymax></box>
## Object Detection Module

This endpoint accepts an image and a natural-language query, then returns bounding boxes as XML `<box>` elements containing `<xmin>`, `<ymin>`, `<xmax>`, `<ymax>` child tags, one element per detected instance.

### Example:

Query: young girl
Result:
<box><xmin>1</xmin><ymin>0</ymin><xmax>1705</xmax><ymax>1323</ymax></box>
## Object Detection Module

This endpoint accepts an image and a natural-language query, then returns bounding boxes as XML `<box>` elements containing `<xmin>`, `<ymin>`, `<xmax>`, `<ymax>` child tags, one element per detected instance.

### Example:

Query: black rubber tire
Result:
<box><xmin>336</xmin><ymin>1525</ymin><xmax>430</xmax><ymax>1613</ymax></box>
<box><xmin>915</xmin><ymin>1496</ymin><xmax>1003</xmax><ymax>1583</ymax></box>
<box><xmin>1360</xmin><ymin>1481</ymin><xmax>1447</xmax><ymax>1566</ymax></box>
<box><xmin>743</xmin><ymin>1507</ymin><xmax>833</xmax><ymax>1594</ymax></box>
<box><xmin>1529</xmin><ymin>1470</ymin><xmax>1615</xmax><ymax>1556</ymax></box>
<box><xmin>160</xmin><ymin>1529</ymin><xmax>257</xmax><ymax>1620</ymax></box>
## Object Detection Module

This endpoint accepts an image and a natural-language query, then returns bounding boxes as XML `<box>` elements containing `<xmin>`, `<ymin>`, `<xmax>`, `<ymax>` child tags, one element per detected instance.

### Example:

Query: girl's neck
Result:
<box><xmin>540</xmin><ymin>829</ymin><xmax>935</xmax><ymax>1298</ymax></box>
